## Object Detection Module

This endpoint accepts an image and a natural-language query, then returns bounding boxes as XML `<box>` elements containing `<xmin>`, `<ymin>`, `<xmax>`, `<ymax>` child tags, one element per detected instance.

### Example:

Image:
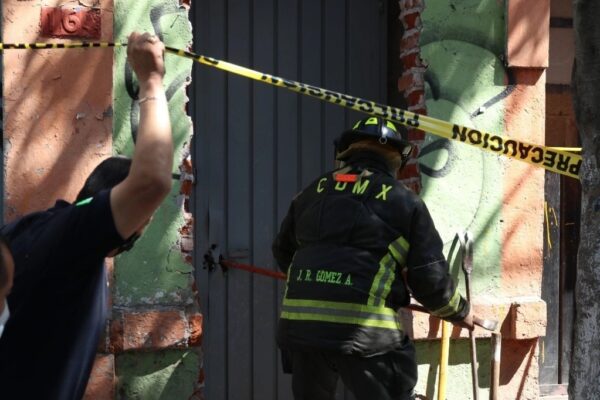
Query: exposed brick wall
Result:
<box><xmin>109</xmin><ymin>310</ymin><xmax>202</xmax><ymax>352</ymax></box>
<box><xmin>397</xmin><ymin>0</ymin><xmax>426</xmax><ymax>193</ymax></box>
<box><xmin>84</xmin><ymin>355</ymin><xmax>115</xmax><ymax>400</ymax></box>
<box><xmin>84</xmin><ymin>256</ymin><xmax>203</xmax><ymax>399</ymax></box>
<box><xmin>179</xmin><ymin>152</ymin><xmax>195</xmax><ymax>265</ymax></box>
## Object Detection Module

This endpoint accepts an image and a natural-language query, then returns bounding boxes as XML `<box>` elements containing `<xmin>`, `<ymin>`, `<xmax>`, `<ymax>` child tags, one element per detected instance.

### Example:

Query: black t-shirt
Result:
<box><xmin>0</xmin><ymin>190</ymin><xmax>125</xmax><ymax>400</ymax></box>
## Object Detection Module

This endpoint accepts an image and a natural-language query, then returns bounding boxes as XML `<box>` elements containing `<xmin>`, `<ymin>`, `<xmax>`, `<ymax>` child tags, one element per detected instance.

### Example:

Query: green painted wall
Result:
<box><xmin>113</xmin><ymin>1</ymin><xmax>196</xmax><ymax>397</ymax></box>
<box><xmin>421</xmin><ymin>0</ymin><xmax>505</xmax><ymax>55</ymax></box>
<box><xmin>113</xmin><ymin>1</ymin><xmax>193</xmax><ymax>306</ymax></box>
<box><xmin>414</xmin><ymin>340</ymin><xmax>492</xmax><ymax>399</ymax></box>
<box><xmin>419</xmin><ymin>1</ymin><xmax>507</xmax><ymax>295</ymax></box>
<box><xmin>416</xmin><ymin>2</ymin><xmax>508</xmax><ymax>399</ymax></box>
<box><xmin>116</xmin><ymin>350</ymin><xmax>199</xmax><ymax>400</ymax></box>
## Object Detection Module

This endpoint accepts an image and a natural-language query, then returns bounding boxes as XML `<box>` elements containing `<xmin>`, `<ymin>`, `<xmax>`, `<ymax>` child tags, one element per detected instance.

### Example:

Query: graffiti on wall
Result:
<box><xmin>113</xmin><ymin>0</ymin><xmax>194</xmax><ymax>306</ymax></box>
<box><xmin>123</xmin><ymin>3</ymin><xmax>190</xmax><ymax>144</ymax></box>
<box><xmin>413</xmin><ymin>3</ymin><xmax>509</xmax><ymax>398</ymax></box>
<box><xmin>418</xmin><ymin>0</ymin><xmax>507</xmax><ymax>292</ymax></box>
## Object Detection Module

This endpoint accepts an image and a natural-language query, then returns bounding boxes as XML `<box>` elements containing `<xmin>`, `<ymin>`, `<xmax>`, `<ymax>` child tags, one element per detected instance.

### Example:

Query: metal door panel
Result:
<box><xmin>191</xmin><ymin>2</ymin><xmax>388</xmax><ymax>398</ymax></box>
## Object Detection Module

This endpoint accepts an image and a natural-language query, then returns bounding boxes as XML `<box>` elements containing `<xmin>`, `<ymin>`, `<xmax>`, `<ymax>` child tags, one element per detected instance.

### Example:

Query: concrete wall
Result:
<box><xmin>398</xmin><ymin>0</ymin><xmax>547</xmax><ymax>399</ymax></box>
<box><xmin>3</xmin><ymin>0</ymin><xmax>115</xmax><ymax>218</ymax></box>
<box><xmin>2</xmin><ymin>1</ymin><xmax>201</xmax><ymax>399</ymax></box>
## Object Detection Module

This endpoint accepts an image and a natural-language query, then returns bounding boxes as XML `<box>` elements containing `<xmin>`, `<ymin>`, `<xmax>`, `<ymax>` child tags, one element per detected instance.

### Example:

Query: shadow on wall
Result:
<box><xmin>4</xmin><ymin>30</ymin><xmax>114</xmax><ymax>219</ymax></box>
<box><xmin>409</xmin><ymin>2</ymin><xmax>542</xmax><ymax>399</ymax></box>
<box><xmin>418</xmin><ymin>47</ymin><xmax>506</xmax><ymax>297</ymax></box>
<box><xmin>501</xmin><ymin>338</ymin><xmax>538</xmax><ymax>398</ymax></box>
<box><xmin>413</xmin><ymin>337</ymin><xmax>537</xmax><ymax>400</ymax></box>
<box><xmin>110</xmin><ymin>0</ymin><xmax>196</xmax><ymax>304</ymax></box>
<box><xmin>116</xmin><ymin>349</ymin><xmax>199</xmax><ymax>400</ymax></box>
<box><xmin>417</xmin><ymin>0</ymin><xmax>547</xmax><ymax>269</ymax></box>
<box><xmin>417</xmin><ymin>0</ymin><xmax>516</xmax><ymax>297</ymax></box>
<box><xmin>112</xmin><ymin>1</ymin><xmax>191</xmax><ymax>163</ymax></box>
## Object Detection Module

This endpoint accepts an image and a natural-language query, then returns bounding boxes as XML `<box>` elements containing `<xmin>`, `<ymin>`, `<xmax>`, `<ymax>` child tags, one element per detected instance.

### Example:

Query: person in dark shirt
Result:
<box><xmin>0</xmin><ymin>235</ymin><xmax>14</xmax><ymax>339</ymax></box>
<box><xmin>272</xmin><ymin>116</ymin><xmax>474</xmax><ymax>400</ymax></box>
<box><xmin>0</xmin><ymin>32</ymin><xmax>173</xmax><ymax>400</ymax></box>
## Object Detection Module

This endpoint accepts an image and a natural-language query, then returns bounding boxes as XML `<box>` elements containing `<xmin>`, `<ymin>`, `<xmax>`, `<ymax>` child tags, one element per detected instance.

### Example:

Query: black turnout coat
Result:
<box><xmin>273</xmin><ymin>151</ymin><xmax>469</xmax><ymax>356</ymax></box>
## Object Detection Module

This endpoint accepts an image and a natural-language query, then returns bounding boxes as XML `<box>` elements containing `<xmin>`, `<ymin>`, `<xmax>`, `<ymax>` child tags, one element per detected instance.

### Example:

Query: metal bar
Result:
<box><xmin>461</xmin><ymin>232</ymin><xmax>479</xmax><ymax>400</ymax></box>
<box><xmin>490</xmin><ymin>332</ymin><xmax>502</xmax><ymax>400</ymax></box>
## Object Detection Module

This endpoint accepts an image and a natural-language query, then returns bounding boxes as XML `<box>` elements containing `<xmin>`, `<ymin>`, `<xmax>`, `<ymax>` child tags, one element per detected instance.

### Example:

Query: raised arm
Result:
<box><xmin>110</xmin><ymin>32</ymin><xmax>173</xmax><ymax>239</ymax></box>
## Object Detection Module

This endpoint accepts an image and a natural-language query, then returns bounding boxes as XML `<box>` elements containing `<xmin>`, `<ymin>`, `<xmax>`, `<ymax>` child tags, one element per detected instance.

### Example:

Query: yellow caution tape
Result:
<box><xmin>0</xmin><ymin>41</ymin><xmax>582</xmax><ymax>180</ymax></box>
<box><xmin>548</xmin><ymin>147</ymin><xmax>581</xmax><ymax>153</ymax></box>
<box><xmin>0</xmin><ymin>42</ymin><xmax>121</xmax><ymax>50</ymax></box>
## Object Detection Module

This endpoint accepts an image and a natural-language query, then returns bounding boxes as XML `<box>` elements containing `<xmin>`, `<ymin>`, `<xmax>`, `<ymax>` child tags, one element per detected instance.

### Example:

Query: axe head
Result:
<box><xmin>473</xmin><ymin>315</ymin><xmax>499</xmax><ymax>331</ymax></box>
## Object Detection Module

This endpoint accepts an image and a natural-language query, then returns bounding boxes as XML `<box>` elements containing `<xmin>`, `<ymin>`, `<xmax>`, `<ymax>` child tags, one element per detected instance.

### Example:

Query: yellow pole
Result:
<box><xmin>438</xmin><ymin>320</ymin><xmax>451</xmax><ymax>400</ymax></box>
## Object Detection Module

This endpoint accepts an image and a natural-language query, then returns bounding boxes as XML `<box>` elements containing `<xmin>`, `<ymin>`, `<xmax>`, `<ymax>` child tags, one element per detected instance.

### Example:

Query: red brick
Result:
<box><xmin>410</xmin><ymin>139</ymin><xmax>424</xmax><ymax>149</ymax></box>
<box><xmin>181</xmin><ymin>236</ymin><xmax>194</xmax><ymax>253</ymax></box>
<box><xmin>108</xmin><ymin>316</ymin><xmax>124</xmax><ymax>353</ymax></box>
<box><xmin>400</xmin><ymin>52</ymin><xmax>423</xmax><ymax>69</ymax></box>
<box><xmin>397</xmin><ymin>74</ymin><xmax>415</xmax><ymax>92</ymax></box>
<box><xmin>407</xmin><ymin>70</ymin><xmax>424</xmax><ymax>89</ymax></box>
<box><xmin>407</xmin><ymin>107</ymin><xmax>427</xmax><ymax>115</ymax></box>
<box><xmin>118</xmin><ymin>310</ymin><xmax>189</xmax><ymax>351</ymax></box>
<box><xmin>401</xmin><ymin>12</ymin><xmax>421</xmax><ymax>30</ymax></box>
<box><xmin>180</xmin><ymin>179</ymin><xmax>193</xmax><ymax>196</ymax></box>
<box><xmin>399</xmin><ymin>0</ymin><xmax>424</xmax><ymax>10</ymax></box>
<box><xmin>182</xmin><ymin>156</ymin><xmax>193</xmax><ymax>173</ymax></box>
<box><xmin>407</xmin><ymin>90</ymin><xmax>424</xmax><ymax>107</ymax></box>
<box><xmin>180</xmin><ymin>212</ymin><xmax>194</xmax><ymax>258</ymax></box>
<box><xmin>402</xmin><ymin>179</ymin><xmax>421</xmax><ymax>194</ymax></box>
<box><xmin>397</xmin><ymin>162</ymin><xmax>419</xmax><ymax>180</ymax></box>
<box><xmin>83</xmin><ymin>354</ymin><xmax>115</xmax><ymax>400</ymax></box>
<box><xmin>188</xmin><ymin>313</ymin><xmax>204</xmax><ymax>347</ymax></box>
<box><xmin>179</xmin><ymin>216</ymin><xmax>194</xmax><ymax>236</ymax></box>
<box><xmin>408</xmin><ymin>129</ymin><xmax>426</xmax><ymax>141</ymax></box>
<box><xmin>400</xmin><ymin>31</ymin><xmax>420</xmax><ymax>50</ymax></box>
<box><xmin>398</xmin><ymin>71</ymin><xmax>424</xmax><ymax>94</ymax></box>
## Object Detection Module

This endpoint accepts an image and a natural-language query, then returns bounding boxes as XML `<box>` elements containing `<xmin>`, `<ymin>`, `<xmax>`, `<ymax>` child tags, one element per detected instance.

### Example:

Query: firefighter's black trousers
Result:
<box><xmin>284</xmin><ymin>337</ymin><xmax>417</xmax><ymax>400</ymax></box>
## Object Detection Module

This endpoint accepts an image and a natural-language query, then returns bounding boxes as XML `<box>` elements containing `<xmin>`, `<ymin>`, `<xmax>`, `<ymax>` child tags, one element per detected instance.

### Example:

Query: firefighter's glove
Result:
<box><xmin>452</xmin><ymin>309</ymin><xmax>474</xmax><ymax>331</ymax></box>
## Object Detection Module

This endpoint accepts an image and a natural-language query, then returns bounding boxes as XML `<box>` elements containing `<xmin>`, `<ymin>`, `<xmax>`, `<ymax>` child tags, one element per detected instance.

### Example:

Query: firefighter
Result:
<box><xmin>272</xmin><ymin>116</ymin><xmax>474</xmax><ymax>400</ymax></box>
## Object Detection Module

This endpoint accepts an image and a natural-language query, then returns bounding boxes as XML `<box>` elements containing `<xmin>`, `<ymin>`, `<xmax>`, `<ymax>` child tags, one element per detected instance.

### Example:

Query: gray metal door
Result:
<box><xmin>191</xmin><ymin>1</ymin><xmax>389</xmax><ymax>398</ymax></box>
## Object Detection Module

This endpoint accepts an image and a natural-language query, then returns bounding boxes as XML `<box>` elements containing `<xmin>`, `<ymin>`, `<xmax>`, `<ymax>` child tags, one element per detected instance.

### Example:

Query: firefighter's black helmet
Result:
<box><xmin>336</xmin><ymin>116</ymin><xmax>413</xmax><ymax>158</ymax></box>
